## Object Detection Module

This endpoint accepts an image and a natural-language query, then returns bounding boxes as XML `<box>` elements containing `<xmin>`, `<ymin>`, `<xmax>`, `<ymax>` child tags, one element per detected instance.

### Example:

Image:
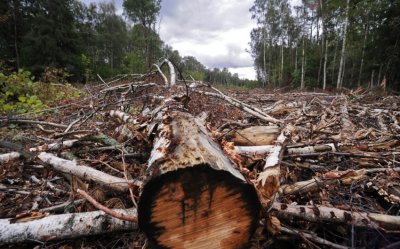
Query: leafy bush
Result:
<box><xmin>0</xmin><ymin>69</ymin><xmax>81</xmax><ymax>114</ymax></box>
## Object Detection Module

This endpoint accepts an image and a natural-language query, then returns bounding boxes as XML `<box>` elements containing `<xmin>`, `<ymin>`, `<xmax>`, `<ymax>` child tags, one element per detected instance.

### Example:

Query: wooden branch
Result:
<box><xmin>0</xmin><ymin>119</ymin><xmax>67</xmax><ymax>129</ymax></box>
<box><xmin>39</xmin><ymin>199</ymin><xmax>85</xmax><ymax>213</ymax></box>
<box><xmin>109</xmin><ymin>110</ymin><xmax>137</xmax><ymax>124</ymax></box>
<box><xmin>0</xmin><ymin>140</ymin><xmax>78</xmax><ymax>163</ymax></box>
<box><xmin>281</xmin><ymin>168</ymin><xmax>400</xmax><ymax>195</ymax></box>
<box><xmin>0</xmin><ymin>152</ymin><xmax>22</xmax><ymax>163</ymax></box>
<box><xmin>153</xmin><ymin>63</ymin><xmax>168</xmax><ymax>85</ymax></box>
<box><xmin>163</xmin><ymin>59</ymin><xmax>176</xmax><ymax>86</ymax></box>
<box><xmin>280</xmin><ymin>226</ymin><xmax>350</xmax><ymax>249</ymax></box>
<box><xmin>199</xmin><ymin>82</ymin><xmax>268</xmax><ymax>118</ymax></box>
<box><xmin>0</xmin><ymin>208</ymin><xmax>137</xmax><ymax>246</ymax></box>
<box><xmin>77</xmin><ymin>189</ymin><xmax>137</xmax><ymax>222</ymax></box>
<box><xmin>256</xmin><ymin>131</ymin><xmax>287</xmax><ymax>205</ymax></box>
<box><xmin>234</xmin><ymin>143</ymin><xmax>336</xmax><ymax>158</ymax></box>
<box><xmin>38</xmin><ymin>152</ymin><xmax>142</xmax><ymax>192</ymax></box>
<box><xmin>338</xmin><ymin>98</ymin><xmax>356</xmax><ymax>140</ymax></box>
<box><xmin>272</xmin><ymin>202</ymin><xmax>400</xmax><ymax>231</ymax></box>
<box><xmin>195</xmin><ymin>90</ymin><xmax>282</xmax><ymax>124</ymax></box>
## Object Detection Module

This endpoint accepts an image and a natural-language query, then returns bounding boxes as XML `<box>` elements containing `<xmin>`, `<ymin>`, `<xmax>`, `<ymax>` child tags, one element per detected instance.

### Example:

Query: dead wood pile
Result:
<box><xmin>0</xmin><ymin>65</ymin><xmax>400</xmax><ymax>248</ymax></box>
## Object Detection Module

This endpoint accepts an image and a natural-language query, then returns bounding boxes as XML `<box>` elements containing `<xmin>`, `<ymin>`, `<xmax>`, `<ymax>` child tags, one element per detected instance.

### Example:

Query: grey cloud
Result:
<box><xmin>160</xmin><ymin>0</ymin><xmax>255</xmax><ymax>69</ymax></box>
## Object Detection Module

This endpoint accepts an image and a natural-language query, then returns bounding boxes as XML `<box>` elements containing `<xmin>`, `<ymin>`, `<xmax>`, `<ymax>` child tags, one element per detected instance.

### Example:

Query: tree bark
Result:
<box><xmin>336</xmin><ymin>0</ymin><xmax>350</xmax><ymax>89</ymax></box>
<box><xmin>38</xmin><ymin>152</ymin><xmax>142</xmax><ymax>191</ymax></box>
<box><xmin>301</xmin><ymin>35</ymin><xmax>305</xmax><ymax>90</ymax></box>
<box><xmin>138</xmin><ymin>103</ymin><xmax>260</xmax><ymax>249</ymax></box>
<box><xmin>272</xmin><ymin>202</ymin><xmax>400</xmax><ymax>231</ymax></box>
<box><xmin>263</xmin><ymin>27</ymin><xmax>267</xmax><ymax>88</ymax></box>
<box><xmin>323</xmin><ymin>38</ymin><xmax>328</xmax><ymax>90</ymax></box>
<box><xmin>358</xmin><ymin>25</ymin><xmax>369</xmax><ymax>86</ymax></box>
<box><xmin>12</xmin><ymin>0</ymin><xmax>20</xmax><ymax>70</ymax></box>
<box><xmin>0</xmin><ymin>209</ymin><xmax>137</xmax><ymax>246</ymax></box>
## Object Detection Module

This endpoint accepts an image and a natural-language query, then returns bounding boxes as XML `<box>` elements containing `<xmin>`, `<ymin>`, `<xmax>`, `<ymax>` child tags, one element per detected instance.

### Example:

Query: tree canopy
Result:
<box><xmin>0</xmin><ymin>0</ymin><xmax>253</xmax><ymax>86</ymax></box>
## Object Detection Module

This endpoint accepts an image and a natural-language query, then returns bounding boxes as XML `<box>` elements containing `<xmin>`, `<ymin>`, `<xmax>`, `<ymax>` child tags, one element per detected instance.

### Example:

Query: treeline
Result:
<box><xmin>0</xmin><ymin>0</ymin><xmax>255</xmax><ymax>86</ymax></box>
<box><xmin>250</xmin><ymin>0</ymin><xmax>400</xmax><ymax>90</ymax></box>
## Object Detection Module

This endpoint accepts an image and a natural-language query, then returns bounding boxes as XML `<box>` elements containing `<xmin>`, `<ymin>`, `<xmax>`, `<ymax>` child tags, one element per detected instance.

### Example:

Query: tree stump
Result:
<box><xmin>138</xmin><ymin>110</ymin><xmax>260</xmax><ymax>249</ymax></box>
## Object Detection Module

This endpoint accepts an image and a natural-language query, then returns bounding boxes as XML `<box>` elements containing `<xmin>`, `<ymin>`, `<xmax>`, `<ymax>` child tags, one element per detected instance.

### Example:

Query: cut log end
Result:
<box><xmin>138</xmin><ymin>165</ymin><xmax>260</xmax><ymax>249</ymax></box>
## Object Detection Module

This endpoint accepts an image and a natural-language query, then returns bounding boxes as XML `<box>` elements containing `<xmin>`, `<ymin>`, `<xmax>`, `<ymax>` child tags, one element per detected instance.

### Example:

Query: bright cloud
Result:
<box><xmin>160</xmin><ymin>0</ymin><xmax>256</xmax><ymax>79</ymax></box>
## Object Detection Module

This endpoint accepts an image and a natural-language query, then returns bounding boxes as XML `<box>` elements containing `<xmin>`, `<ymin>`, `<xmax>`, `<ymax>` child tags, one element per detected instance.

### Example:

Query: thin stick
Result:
<box><xmin>0</xmin><ymin>119</ymin><xmax>67</xmax><ymax>129</ymax></box>
<box><xmin>280</xmin><ymin>226</ymin><xmax>350</xmax><ymax>249</ymax></box>
<box><xmin>77</xmin><ymin>189</ymin><xmax>137</xmax><ymax>222</ymax></box>
<box><xmin>120</xmin><ymin>149</ymin><xmax>138</xmax><ymax>209</ymax></box>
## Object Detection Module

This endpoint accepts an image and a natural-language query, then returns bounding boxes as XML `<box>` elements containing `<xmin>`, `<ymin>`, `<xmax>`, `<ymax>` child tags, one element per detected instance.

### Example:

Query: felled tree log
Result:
<box><xmin>138</xmin><ymin>107</ymin><xmax>260</xmax><ymax>249</ymax></box>
<box><xmin>227</xmin><ymin>125</ymin><xmax>280</xmax><ymax>146</ymax></box>
<box><xmin>256</xmin><ymin>131</ymin><xmax>287</xmax><ymax>205</ymax></box>
<box><xmin>0</xmin><ymin>209</ymin><xmax>137</xmax><ymax>245</ymax></box>
<box><xmin>234</xmin><ymin>143</ymin><xmax>336</xmax><ymax>158</ymax></box>
<box><xmin>0</xmin><ymin>140</ymin><xmax>78</xmax><ymax>163</ymax></box>
<box><xmin>38</xmin><ymin>152</ymin><xmax>142</xmax><ymax>191</ymax></box>
<box><xmin>272</xmin><ymin>202</ymin><xmax>400</xmax><ymax>231</ymax></box>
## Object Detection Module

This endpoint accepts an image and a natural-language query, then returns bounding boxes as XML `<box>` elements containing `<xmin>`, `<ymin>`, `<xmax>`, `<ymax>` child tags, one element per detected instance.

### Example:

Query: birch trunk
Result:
<box><xmin>336</xmin><ymin>0</ymin><xmax>350</xmax><ymax>89</ymax></box>
<box><xmin>301</xmin><ymin>36</ymin><xmax>305</xmax><ymax>90</ymax></box>
<box><xmin>358</xmin><ymin>25</ymin><xmax>369</xmax><ymax>86</ymax></box>
<box><xmin>323</xmin><ymin>38</ymin><xmax>328</xmax><ymax>90</ymax></box>
<box><xmin>0</xmin><ymin>209</ymin><xmax>137</xmax><ymax>246</ymax></box>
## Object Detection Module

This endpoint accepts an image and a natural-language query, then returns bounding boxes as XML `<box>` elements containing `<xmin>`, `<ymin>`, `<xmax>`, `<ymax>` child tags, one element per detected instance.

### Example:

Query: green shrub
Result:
<box><xmin>0</xmin><ymin>69</ymin><xmax>81</xmax><ymax>114</ymax></box>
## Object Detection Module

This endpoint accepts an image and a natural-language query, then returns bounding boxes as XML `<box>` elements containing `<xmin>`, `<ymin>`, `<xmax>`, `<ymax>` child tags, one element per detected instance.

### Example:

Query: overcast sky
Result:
<box><xmin>81</xmin><ymin>0</ymin><xmax>270</xmax><ymax>79</ymax></box>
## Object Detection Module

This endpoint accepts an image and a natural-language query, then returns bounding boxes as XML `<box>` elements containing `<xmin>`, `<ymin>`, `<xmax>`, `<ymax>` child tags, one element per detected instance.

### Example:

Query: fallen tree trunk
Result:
<box><xmin>38</xmin><ymin>152</ymin><xmax>142</xmax><ymax>191</ymax></box>
<box><xmin>234</xmin><ymin>143</ymin><xmax>336</xmax><ymax>158</ymax></box>
<box><xmin>256</xmin><ymin>131</ymin><xmax>287</xmax><ymax>205</ymax></box>
<box><xmin>0</xmin><ymin>140</ymin><xmax>78</xmax><ymax>163</ymax></box>
<box><xmin>272</xmin><ymin>202</ymin><xmax>400</xmax><ymax>231</ymax></box>
<box><xmin>0</xmin><ymin>209</ymin><xmax>137</xmax><ymax>246</ymax></box>
<box><xmin>138</xmin><ymin>103</ymin><xmax>260</xmax><ymax>249</ymax></box>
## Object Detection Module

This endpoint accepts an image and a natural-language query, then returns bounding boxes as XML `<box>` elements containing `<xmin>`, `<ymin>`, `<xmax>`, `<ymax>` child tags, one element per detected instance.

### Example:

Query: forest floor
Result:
<box><xmin>0</xmin><ymin>72</ymin><xmax>400</xmax><ymax>249</ymax></box>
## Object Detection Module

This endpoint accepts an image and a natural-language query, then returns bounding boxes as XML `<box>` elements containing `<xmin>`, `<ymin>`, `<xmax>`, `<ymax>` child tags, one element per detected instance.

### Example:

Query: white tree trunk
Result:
<box><xmin>358</xmin><ymin>25</ymin><xmax>368</xmax><ymax>86</ymax></box>
<box><xmin>0</xmin><ymin>140</ymin><xmax>78</xmax><ymax>163</ymax></box>
<box><xmin>0</xmin><ymin>209</ymin><xmax>137</xmax><ymax>246</ymax></box>
<box><xmin>323</xmin><ymin>38</ymin><xmax>328</xmax><ymax>90</ymax></box>
<box><xmin>263</xmin><ymin>27</ymin><xmax>267</xmax><ymax>87</ymax></box>
<box><xmin>336</xmin><ymin>0</ymin><xmax>350</xmax><ymax>89</ymax></box>
<box><xmin>320</xmin><ymin>0</ymin><xmax>328</xmax><ymax>90</ymax></box>
<box><xmin>272</xmin><ymin>202</ymin><xmax>400</xmax><ymax>231</ymax></box>
<box><xmin>301</xmin><ymin>36</ymin><xmax>305</xmax><ymax>90</ymax></box>
<box><xmin>38</xmin><ymin>152</ymin><xmax>142</xmax><ymax>191</ymax></box>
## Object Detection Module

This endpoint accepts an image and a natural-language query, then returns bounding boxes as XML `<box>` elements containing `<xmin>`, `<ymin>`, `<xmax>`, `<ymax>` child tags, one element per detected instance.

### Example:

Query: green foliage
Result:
<box><xmin>0</xmin><ymin>70</ymin><xmax>46</xmax><ymax>113</ymax></box>
<box><xmin>184</xmin><ymin>70</ymin><xmax>205</xmax><ymax>81</ymax></box>
<box><xmin>123</xmin><ymin>0</ymin><xmax>161</xmax><ymax>27</ymax></box>
<box><xmin>291</xmin><ymin>69</ymin><xmax>301</xmax><ymax>87</ymax></box>
<box><xmin>80</xmin><ymin>54</ymin><xmax>92</xmax><ymax>83</ymax></box>
<box><xmin>0</xmin><ymin>70</ymin><xmax>81</xmax><ymax>114</ymax></box>
<box><xmin>123</xmin><ymin>51</ymin><xmax>147</xmax><ymax>73</ymax></box>
<box><xmin>214</xmin><ymin>81</ymin><xmax>259</xmax><ymax>91</ymax></box>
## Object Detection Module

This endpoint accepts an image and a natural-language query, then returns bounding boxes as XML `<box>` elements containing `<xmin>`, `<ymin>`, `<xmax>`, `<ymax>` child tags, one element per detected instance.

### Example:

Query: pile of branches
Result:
<box><xmin>0</xmin><ymin>61</ymin><xmax>399</xmax><ymax>248</ymax></box>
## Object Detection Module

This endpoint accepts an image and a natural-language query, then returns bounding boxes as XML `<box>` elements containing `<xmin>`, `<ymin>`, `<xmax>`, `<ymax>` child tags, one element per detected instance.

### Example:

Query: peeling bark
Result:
<box><xmin>273</xmin><ymin>202</ymin><xmax>400</xmax><ymax>231</ymax></box>
<box><xmin>38</xmin><ymin>152</ymin><xmax>142</xmax><ymax>191</ymax></box>
<box><xmin>0</xmin><ymin>209</ymin><xmax>137</xmax><ymax>246</ymax></box>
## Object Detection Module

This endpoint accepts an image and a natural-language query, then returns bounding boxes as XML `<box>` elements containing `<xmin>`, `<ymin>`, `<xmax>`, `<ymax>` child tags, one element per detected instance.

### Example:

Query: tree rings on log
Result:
<box><xmin>138</xmin><ymin>165</ymin><xmax>260</xmax><ymax>249</ymax></box>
